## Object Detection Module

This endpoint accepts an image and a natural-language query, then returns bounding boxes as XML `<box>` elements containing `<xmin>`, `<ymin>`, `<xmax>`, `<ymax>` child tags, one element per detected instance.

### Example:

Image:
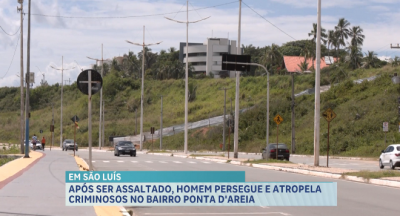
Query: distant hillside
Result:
<box><xmin>1</xmin><ymin>65</ymin><xmax>399</xmax><ymax>157</ymax></box>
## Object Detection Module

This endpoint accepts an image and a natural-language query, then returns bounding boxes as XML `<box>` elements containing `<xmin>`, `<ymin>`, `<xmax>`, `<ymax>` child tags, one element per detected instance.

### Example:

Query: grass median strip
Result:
<box><xmin>0</xmin><ymin>144</ymin><xmax>20</xmax><ymax>154</ymax></box>
<box><xmin>0</xmin><ymin>157</ymin><xmax>16</xmax><ymax>166</ymax></box>
<box><xmin>189</xmin><ymin>154</ymin><xmax>225</xmax><ymax>157</ymax></box>
<box><xmin>343</xmin><ymin>170</ymin><xmax>400</xmax><ymax>180</ymax></box>
<box><xmin>243</xmin><ymin>159</ymin><xmax>293</xmax><ymax>164</ymax></box>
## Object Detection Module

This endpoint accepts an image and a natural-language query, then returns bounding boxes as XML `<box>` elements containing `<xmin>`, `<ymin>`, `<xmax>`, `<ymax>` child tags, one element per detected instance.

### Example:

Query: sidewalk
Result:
<box><xmin>0</xmin><ymin>150</ymin><xmax>96</xmax><ymax>216</ymax></box>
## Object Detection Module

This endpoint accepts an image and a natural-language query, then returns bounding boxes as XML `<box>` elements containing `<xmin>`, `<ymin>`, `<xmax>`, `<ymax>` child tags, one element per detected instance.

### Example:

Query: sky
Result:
<box><xmin>1</xmin><ymin>0</ymin><xmax>400</xmax><ymax>88</ymax></box>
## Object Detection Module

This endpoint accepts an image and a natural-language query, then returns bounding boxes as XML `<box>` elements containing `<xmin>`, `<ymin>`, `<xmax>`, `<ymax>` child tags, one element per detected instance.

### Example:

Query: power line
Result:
<box><xmin>2</xmin><ymin>31</ymin><xmax>21</xmax><ymax>79</ymax></box>
<box><xmin>0</xmin><ymin>25</ymin><xmax>21</xmax><ymax>36</ymax></box>
<box><xmin>242</xmin><ymin>1</ymin><xmax>296</xmax><ymax>41</ymax></box>
<box><xmin>24</xmin><ymin>1</ymin><xmax>238</xmax><ymax>19</ymax></box>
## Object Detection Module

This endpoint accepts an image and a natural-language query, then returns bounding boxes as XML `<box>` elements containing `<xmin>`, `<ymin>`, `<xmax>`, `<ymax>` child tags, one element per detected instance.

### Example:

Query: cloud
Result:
<box><xmin>368</xmin><ymin>5</ymin><xmax>390</xmax><ymax>12</ymax></box>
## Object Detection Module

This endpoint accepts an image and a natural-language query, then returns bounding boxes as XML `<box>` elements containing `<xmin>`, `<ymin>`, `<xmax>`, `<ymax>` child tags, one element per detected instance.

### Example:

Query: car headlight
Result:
<box><xmin>118</xmin><ymin>147</ymin><xmax>123</xmax><ymax>150</ymax></box>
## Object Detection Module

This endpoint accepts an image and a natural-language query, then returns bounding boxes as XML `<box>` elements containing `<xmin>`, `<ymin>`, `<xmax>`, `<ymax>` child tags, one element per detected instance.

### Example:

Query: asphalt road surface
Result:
<box><xmin>71</xmin><ymin>150</ymin><xmax>399</xmax><ymax>216</ymax></box>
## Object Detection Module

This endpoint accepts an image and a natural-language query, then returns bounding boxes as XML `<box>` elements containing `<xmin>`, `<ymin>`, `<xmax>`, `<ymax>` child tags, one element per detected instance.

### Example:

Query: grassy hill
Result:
<box><xmin>1</xmin><ymin>65</ymin><xmax>399</xmax><ymax>157</ymax></box>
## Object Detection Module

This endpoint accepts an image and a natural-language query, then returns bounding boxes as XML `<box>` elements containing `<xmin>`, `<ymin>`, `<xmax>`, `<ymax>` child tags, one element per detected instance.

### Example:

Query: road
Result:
<box><xmin>71</xmin><ymin>150</ymin><xmax>399</xmax><ymax>216</ymax></box>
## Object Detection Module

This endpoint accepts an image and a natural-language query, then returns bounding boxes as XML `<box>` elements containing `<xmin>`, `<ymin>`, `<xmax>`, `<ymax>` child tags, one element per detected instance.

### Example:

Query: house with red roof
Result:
<box><xmin>283</xmin><ymin>56</ymin><xmax>338</xmax><ymax>73</ymax></box>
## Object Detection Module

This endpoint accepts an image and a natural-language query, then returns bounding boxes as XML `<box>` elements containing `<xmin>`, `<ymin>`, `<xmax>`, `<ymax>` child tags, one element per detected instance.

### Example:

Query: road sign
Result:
<box><xmin>50</xmin><ymin>125</ymin><xmax>54</xmax><ymax>132</ymax></box>
<box><xmin>150</xmin><ymin>127</ymin><xmax>155</xmax><ymax>134</ymax></box>
<box><xmin>222</xmin><ymin>54</ymin><xmax>251</xmax><ymax>71</ymax></box>
<box><xmin>322</xmin><ymin>108</ymin><xmax>337</xmax><ymax>122</ymax></box>
<box><xmin>71</xmin><ymin>115</ymin><xmax>80</xmax><ymax>123</ymax></box>
<box><xmin>399</xmin><ymin>123</ymin><xmax>400</xmax><ymax>133</ymax></box>
<box><xmin>274</xmin><ymin>114</ymin><xmax>283</xmax><ymax>125</ymax></box>
<box><xmin>77</xmin><ymin>69</ymin><xmax>103</xmax><ymax>95</ymax></box>
<box><xmin>40</xmin><ymin>129</ymin><xmax>43</xmax><ymax>134</ymax></box>
<box><xmin>383</xmin><ymin>122</ymin><xmax>389</xmax><ymax>132</ymax></box>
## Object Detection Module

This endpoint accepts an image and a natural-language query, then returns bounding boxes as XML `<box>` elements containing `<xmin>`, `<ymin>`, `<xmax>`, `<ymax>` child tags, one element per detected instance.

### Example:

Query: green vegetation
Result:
<box><xmin>0</xmin><ymin>157</ymin><xmax>16</xmax><ymax>167</ymax></box>
<box><xmin>243</xmin><ymin>159</ymin><xmax>293</xmax><ymax>164</ymax></box>
<box><xmin>189</xmin><ymin>154</ymin><xmax>225</xmax><ymax>157</ymax></box>
<box><xmin>0</xmin><ymin>144</ymin><xmax>20</xmax><ymax>155</ymax></box>
<box><xmin>344</xmin><ymin>170</ymin><xmax>400</xmax><ymax>180</ymax></box>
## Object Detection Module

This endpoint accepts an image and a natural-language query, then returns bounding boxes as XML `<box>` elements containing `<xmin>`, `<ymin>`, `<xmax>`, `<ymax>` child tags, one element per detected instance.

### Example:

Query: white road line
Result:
<box><xmin>188</xmin><ymin>161</ymin><xmax>196</xmax><ymax>163</ymax></box>
<box><xmin>202</xmin><ymin>161</ymin><xmax>211</xmax><ymax>164</ymax></box>
<box><xmin>260</xmin><ymin>206</ymin><xmax>270</xmax><ymax>209</ymax></box>
<box><xmin>103</xmin><ymin>161</ymin><xmax>110</xmax><ymax>163</ymax></box>
<box><xmin>144</xmin><ymin>213</ymin><xmax>289</xmax><ymax>215</ymax></box>
<box><xmin>92</xmin><ymin>161</ymin><xmax>95</xmax><ymax>163</ymax></box>
<box><xmin>173</xmin><ymin>161</ymin><xmax>182</xmax><ymax>163</ymax></box>
<box><xmin>117</xmin><ymin>161</ymin><xmax>124</xmax><ymax>163</ymax></box>
<box><xmin>145</xmin><ymin>161</ymin><xmax>153</xmax><ymax>163</ymax></box>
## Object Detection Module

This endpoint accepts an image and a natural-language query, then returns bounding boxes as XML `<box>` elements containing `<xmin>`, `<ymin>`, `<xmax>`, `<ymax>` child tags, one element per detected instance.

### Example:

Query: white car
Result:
<box><xmin>379</xmin><ymin>144</ymin><xmax>400</xmax><ymax>169</ymax></box>
<box><xmin>24</xmin><ymin>140</ymin><xmax>42</xmax><ymax>150</ymax></box>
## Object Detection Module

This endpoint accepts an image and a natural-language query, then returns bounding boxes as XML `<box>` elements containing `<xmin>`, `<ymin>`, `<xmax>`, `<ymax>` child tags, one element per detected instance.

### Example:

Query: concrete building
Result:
<box><xmin>179</xmin><ymin>38</ymin><xmax>242</xmax><ymax>78</ymax></box>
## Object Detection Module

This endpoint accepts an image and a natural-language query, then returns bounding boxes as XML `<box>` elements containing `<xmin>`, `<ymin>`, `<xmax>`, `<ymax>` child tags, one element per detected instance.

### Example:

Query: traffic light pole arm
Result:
<box><xmin>222</xmin><ymin>61</ymin><xmax>270</xmax><ymax>149</ymax></box>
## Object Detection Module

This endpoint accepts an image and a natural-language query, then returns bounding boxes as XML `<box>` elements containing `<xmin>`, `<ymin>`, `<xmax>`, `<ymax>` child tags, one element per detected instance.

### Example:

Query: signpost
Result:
<box><xmin>71</xmin><ymin>115</ymin><xmax>79</xmax><ymax>156</ymax></box>
<box><xmin>40</xmin><ymin>129</ymin><xmax>43</xmax><ymax>134</ymax></box>
<box><xmin>322</xmin><ymin>108</ymin><xmax>337</xmax><ymax>167</ymax></box>
<box><xmin>150</xmin><ymin>127</ymin><xmax>155</xmax><ymax>151</ymax></box>
<box><xmin>383</xmin><ymin>122</ymin><xmax>389</xmax><ymax>147</ymax></box>
<box><xmin>50</xmin><ymin>124</ymin><xmax>54</xmax><ymax>151</ymax></box>
<box><xmin>273</xmin><ymin>114</ymin><xmax>283</xmax><ymax>159</ymax></box>
<box><xmin>77</xmin><ymin>69</ymin><xmax>102</xmax><ymax>171</ymax></box>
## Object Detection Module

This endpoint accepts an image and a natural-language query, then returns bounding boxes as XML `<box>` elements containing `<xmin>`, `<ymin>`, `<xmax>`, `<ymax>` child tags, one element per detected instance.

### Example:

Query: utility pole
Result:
<box><xmin>126</xmin><ymin>27</ymin><xmax>162</xmax><ymax>151</ymax></box>
<box><xmin>135</xmin><ymin>108</ymin><xmax>137</xmax><ymax>135</ymax></box>
<box><xmin>52</xmin><ymin>103</ymin><xmax>54</xmax><ymax>151</ymax></box>
<box><xmin>165</xmin><ymin>1</ymin><xmax>210</xmax><ymax>154</ymax></box>
<box><xmin>220</xmin><ymin>87</ymin><xmax>230</xmax><ymax>151</ymax></box>
<box><xmin>314</xmin><ymin>0</ymin><xmax>322</xmax><ymax>166</ymax></box>
<box><xmin>87</xmin><ymin>44</ymin><xmax>105</xmax><ymax>150</ymax></box>
<box><xmin>24</xmin><ymin>0</ymin><xmax>31</xmax><ymax>158</ymax></box>
<box><xmin>160</xmin><ymin>95</ymin><xmax>163</xmax><ymax>150</ymax></box>
<box><xmin>390</xmin><ymin>44</ymin><xmax>400</xmax><ymax>49</ymax></box>
<box><xmin>18</xmin><ymin>0</ymin><xmax>24</xmax><ymax>154</ymax></box>
<box><xmin>234</xmin><ymin>0</ymin><xmax>242</xmax><ymax>159</ymax></box>
<box><xmin>291</xmin><ymin>73</ymin><xmax>296</xmax><ymax>154</ymax></box>
<box><xmin>102</xmin><ymin>101</ymin><xmax>105</xmax><ymax>148</ymax></box>
<box><xmin>51</xmin><ymin>57</ymin><xmax>75</xmax><ymax>148</ymax></box>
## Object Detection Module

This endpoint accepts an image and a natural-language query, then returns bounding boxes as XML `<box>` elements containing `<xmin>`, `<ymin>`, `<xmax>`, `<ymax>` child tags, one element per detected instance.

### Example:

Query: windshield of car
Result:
<box><xmin>268</xmin><ymin>144</ymin><xmax>288</xmax><ymax>149</ymax></box>
<box><xmin>397</xmin><ymin>146</ymin><xmax>400</xmax><ymax>151</ymax></box>
<box><xmin>65</xmin><ymin>140</ymin><xmax>73</xmax><ymax>143</ymax></box>
<box><xmin>118</xmin><ymin>142</ymin><xmax>134</xmax><ymax>147</ymax></box>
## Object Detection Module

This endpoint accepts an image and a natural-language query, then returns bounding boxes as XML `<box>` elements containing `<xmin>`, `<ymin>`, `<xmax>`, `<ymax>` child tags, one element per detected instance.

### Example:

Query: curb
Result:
<box><xmin>145</xmin><ymin>152</ymin><xmax>400</xmax><ymax>189</ymax></box>
<box><xmin>291</xmin><ymin>154</ymin><xmax>378</xmax><ymax>161</ymax></box>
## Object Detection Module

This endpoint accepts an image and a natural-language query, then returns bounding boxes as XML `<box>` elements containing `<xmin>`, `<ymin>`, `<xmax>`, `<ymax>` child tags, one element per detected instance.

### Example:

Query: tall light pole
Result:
<box><xmin>18</xmin><ymin>0</ymin><xmax>24</xmax><ymax>154</ymax></box>
<box><xmin>314</xmin><ymin>0</ymin><xmax>322</xmax><ymax>166</ymax></box>
<box><xmin>87</xmin><ymin>44</ymin><xmax>105</xmax><ymax>149</ymax></box>
<box><xmin>160</xmin><ymin>95</ymin><xmax>163</xmax><ymax>150</ymax></box>
<box><xmin>165</xmin><ymin>0</ymin><xmax>210</xmax><ymax>154</ymax></box>
<box><xmin>24</xmin><ymin>0</ymin><xmax>31</xmax><ymax>158</ymax></box>
<box><xmin>126</xmin><ymin>26</ymin><xmax>162</xmax><ymax>151</ymax></box>
<box><xmin>234</xmin><ymin>0</ymin><xmax>242</xmax><ymax>158</ymax></box>
<box><xmin>220</xmin><ymin>87</ymin><xmax>231</xmax><ymax>151</ymax></box>
<box><xmin>51</xmin><ymin>57</ymin><xmax>75</xmax><ymax>147</ymax></box>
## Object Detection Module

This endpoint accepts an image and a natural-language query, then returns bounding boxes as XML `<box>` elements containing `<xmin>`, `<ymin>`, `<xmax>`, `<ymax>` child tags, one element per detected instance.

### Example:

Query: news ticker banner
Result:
<box><xmin>66</xmin><ymin>171</ymin><xmax>337</xmax><ymax>206</ymax></box>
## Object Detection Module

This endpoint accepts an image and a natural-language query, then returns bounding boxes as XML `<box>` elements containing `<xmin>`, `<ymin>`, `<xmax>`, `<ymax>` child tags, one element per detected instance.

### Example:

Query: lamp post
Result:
<box><xmin>17</xmin><ymin>0</ymin><xmax>24</xmax><ymax>154</ymax></box>
<box><xmin>87</xmin><ymin>44</ymin><xmax>105</xmax><ymax>150</ymax></box>
<box><xmin>165</xmin><ymin>0</ymin><xmax>210</xmax><ymax>154</ymax></box>
<box><xmin>126</xmin><ymin>26</ymin><xmax>162</xmax><ymax>151</ymax></box>
<box><xmin>51</xmin><ymin>57</ymin><xmax>75</xmax><ymax>147</ymax></box>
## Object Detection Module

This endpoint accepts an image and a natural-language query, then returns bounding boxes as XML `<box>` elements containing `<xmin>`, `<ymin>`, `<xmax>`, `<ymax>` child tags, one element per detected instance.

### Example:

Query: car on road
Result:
<box><xmin>379</xmin><ymin>144</ymin><xmax>400</xmax><ymax>169</ymax></box>
<box><xmin>262</xmin><ymin>143</ymin><xmax>290</xmax><ymax>161</ymax></box>
<box><xmin>24</xmin><ymin>140</ymin><xmax>42</xmax><ymax>150</ymax></box>
<box><xmin>62</xmin><ymin>139</ymin><xmax>78</xmax><ymax>151</ymax></box>
<box><xmin>114</xmin><ymin>141</ymin><xmax>136</xmax><ymax>157</ymax></box>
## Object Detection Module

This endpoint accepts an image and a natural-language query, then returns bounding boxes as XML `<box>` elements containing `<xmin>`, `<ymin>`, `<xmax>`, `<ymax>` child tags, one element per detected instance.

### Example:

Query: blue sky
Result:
<box><xmin>1</xmin><ymin>0</ymin><xmax>400</xmax><ymax>87</ymax></box>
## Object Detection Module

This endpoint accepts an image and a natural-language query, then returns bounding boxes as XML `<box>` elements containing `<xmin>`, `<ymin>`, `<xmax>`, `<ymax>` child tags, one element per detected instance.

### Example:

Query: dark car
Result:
<box><xmin>114</xmin><ymin>141</ymin><xmax>136</xmax><ymax>157</ymax></box>
<box><xmin>62</xmin><ymin>139</ymin><xmax>78</xmax><ymax>151</ymax></box>
<box><xmin>262</xmin><ymin>143</ymin><xmax>290</xmax><ymax>160</ymax></box>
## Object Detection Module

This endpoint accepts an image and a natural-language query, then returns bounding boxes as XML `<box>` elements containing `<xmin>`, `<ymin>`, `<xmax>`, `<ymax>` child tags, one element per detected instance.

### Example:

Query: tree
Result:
<box><xmin>308</xmin><ymin>23</ymin><xmax>327</xmax><ymax>44</ymax></box>
<box><xmin>346</xmin><ymin>44</ymin><xmax>363</xmax><ymax>69</ymax></box>
<box><xmin>297</xmin><ymin>60</ymin><xmax>309</xmax><ymax>72</ymax></box>
<box><xmin>363</xmin><ymin>51</ymin><xmax>378</xmax><ymax>69</ymax></box>
<box><xmin>327</xmin><ymin>30</ymin><xmax>339</xmax><ymax>61</ymax></box>
<box><xmin>349</xmin><ymin>26</ymin><xmax>365</xmax><ymax>47</ymax></box>
<box><xmin>335</xmin><ymin>18</ymin><xmax>351</xmax><ymax>52</ymax></box>
<box><xmin>262</xmin><ymin>43</ymin><xmax>283</xmax><ymax>72</ymax></box>
<box><xmin>392</xmin><ymin>56</ymin><xmax>400</xmax><ymax>67</ymax></box>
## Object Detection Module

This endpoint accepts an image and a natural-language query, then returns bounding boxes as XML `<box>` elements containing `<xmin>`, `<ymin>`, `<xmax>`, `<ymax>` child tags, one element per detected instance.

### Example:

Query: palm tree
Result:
<box><xmin>392</xmin><ymin>56</ymin><xmax>400</xmax><ymax>67</ymax></box>
<box><xmin>363</xmin><ymin>51</ymin><xmax>378</xmax><ymax>69</ymax></box>
<box><xmin>335</xmin><ymin>18</ymin><xmax>351</xmax><ymax>53</ymax></box>
<box><xmin>346</xmin><ymin>44</ymin><xmax>363</xmax><ymax>69</ymax></box>
<box><xmin>263</xmin><ymin>43</ymin><xmax>282</xmax><ymax>68</ymax></box>
<box><xmin>327</xmin><ymin>30</ymin><xmax>339</xmax><ymax>62</ymax></box>
<box><xmin>349</xmin><ymin>26</ymin><xmax>365</xmax><ymax>47</ymax></box>
<box><xmin>308</xmin><ymin>23</ymin><xmax>327</xmax><ymax>44</ymax></box>
<box><xmin>297</xmin><ymin>60</ymin><xmax>309</xmax><ymax>73</ymax></box>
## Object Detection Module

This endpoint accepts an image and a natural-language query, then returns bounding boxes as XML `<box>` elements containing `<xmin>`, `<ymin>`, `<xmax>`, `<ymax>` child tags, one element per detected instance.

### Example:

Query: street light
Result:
<box><xmin>165</xmin><ymin>0</ymin><xmax>210</xmax><ymax>154</ymax></box>
<box><xmin>126</xmin><ymin>26</ymin><xmax>162</xmax><ymax>151</ymax></box>
<box><xmin>224</xmin><ymin>61</ymin><xmax>270</xmax><ymax>150</ymax></box>
<box><xmin>51</xmin><ymin>56</ymin><xmax>75</xmax><ymax>147</ymax></box>
<box><xmin>87</xmin><ymin>44</ymin><xmax>105</xmax><ymax>150</ymax></box>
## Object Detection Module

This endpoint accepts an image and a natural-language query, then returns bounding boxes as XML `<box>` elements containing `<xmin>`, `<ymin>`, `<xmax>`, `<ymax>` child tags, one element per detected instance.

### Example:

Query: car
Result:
<box><xmin>24</xmin><ymin>140</ymin><xmax>42</xmax><ymax>150</ymax></box>
<box><xmin>262</xmin><ymin>143</ymin><xmax>290</xmax><ymax>161</ymax></box>
<box><xmin>379</xmin><ymin>144</ymin><xmax>400</xmax><ymax>170</ymax></box>
<box><xmin>62</xmin><ymin>139</ymin><xmax>78</xmax><ymax>151</ymax></box>
<box><xmin>114</xmin><ymin>141</ymin><xmax>136</xmax><ymax>157</ymax></box>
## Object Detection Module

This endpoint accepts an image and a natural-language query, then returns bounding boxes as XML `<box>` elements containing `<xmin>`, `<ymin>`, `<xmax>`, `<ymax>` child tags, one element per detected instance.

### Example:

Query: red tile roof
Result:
<box><xmin>283</xmin><ymin>56</ymin><xmax>338</xmax><ymax>73</ymax></box>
